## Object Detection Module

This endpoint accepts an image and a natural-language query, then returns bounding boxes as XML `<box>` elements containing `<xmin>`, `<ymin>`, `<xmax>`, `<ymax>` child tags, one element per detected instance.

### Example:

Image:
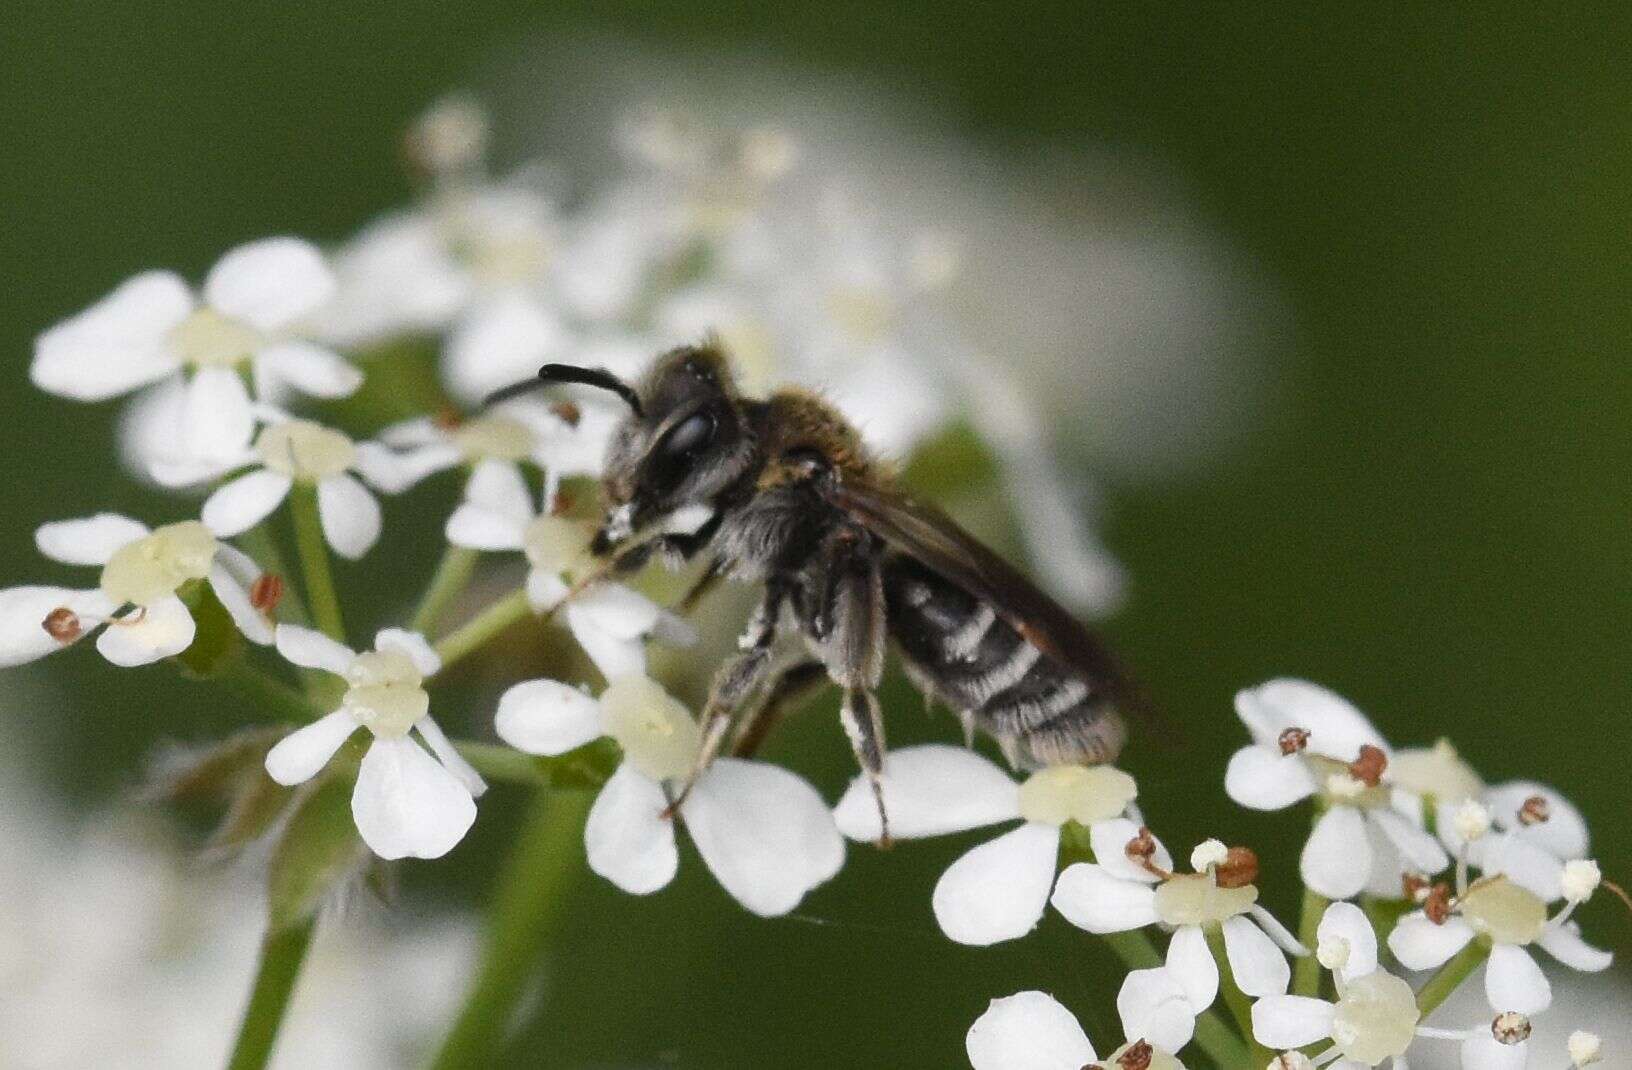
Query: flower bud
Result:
<box><xmin>1452</xmin><ymin>800</ymin><xmax>1492</xmax><ymax>843</ymax></box>
<box><xmin>42</xmin><ymin>606</ymin><xmax>83</xmax><ymax>644</ymax></box>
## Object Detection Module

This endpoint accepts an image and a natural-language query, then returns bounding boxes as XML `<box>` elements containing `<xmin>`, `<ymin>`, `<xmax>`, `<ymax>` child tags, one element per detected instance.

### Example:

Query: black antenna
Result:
<box><xmin>483</xmin><ymin>364</ymin><xmax>644</xmax><ymax>417</ymax></box>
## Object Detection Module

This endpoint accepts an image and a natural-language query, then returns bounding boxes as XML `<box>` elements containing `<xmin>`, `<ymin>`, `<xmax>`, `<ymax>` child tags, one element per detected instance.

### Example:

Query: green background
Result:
<box><xmin>4</xmin><ymin>4</ymin><xmax>1630</xmax><ymax>1066</ymax></box>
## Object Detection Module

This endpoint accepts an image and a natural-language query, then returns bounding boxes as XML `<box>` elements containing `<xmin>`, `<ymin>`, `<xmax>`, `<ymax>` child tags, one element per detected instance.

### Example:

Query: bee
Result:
<box><xmin>488</xmin><ymin>341</ymin><xmax>1133</xmax><ymax>839</ymax></box>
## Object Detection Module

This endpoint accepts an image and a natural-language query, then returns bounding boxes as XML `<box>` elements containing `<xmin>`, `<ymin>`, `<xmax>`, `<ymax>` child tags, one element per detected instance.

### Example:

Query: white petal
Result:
<box><xmin>1316</xmin><ymin>900</ymin><xmax>1377</xmax><ymax>981</ymax></box>
<box><xmin>252</xmin><ymin>340</ymin><xmax>361</xmax><ymax>399</ymax></box>
<box><xmin>1235</xmin><ymin>678</ymin><xmax>1388</xmax><ymax>759</ymax></box>
<box><xmin>1475</xmin><ymin>833</ymin><xmax>1564</xmax><ymax>902</ymax></box>
<box><xmin>1089</xmin><ymin>817</ymin><xmax>1172</xmax><ymax>882</ymax></box>
<box><xmin>34</xmin><ymin>514</ymin><xmax>148</xmax><ymax>566</ymax></box>
<box><xmin>374</xmin><ymin>627</ymin><xmax>440</xmax><ymax>677</ymax></box>
<box><xmin>566</xmin><ymin>604</ymin><xmax>646</xmax><ymax>683</ymax></box>
<box><xmin>584</xmin><ymin>763</ymin><xmax>677</xmax><ymax>895</ymax></box>
<box><xmin>208</xmin><ymin>562</ymin><xmax>272</xmax><ymax>644</ymax></box>
<box><xmin>464</xmin><ymin>458</ymin><xmax>537</xmax><ymax>526</ymax></box>
<box><xmin>1485</xmin><ymin>781</ymin><xmax>1588</xmax><ymax>858</ymax></box>
<box><xmin>274</xmin><ymin>623</ymin><xmax>354</xmax><ymax>674</ymax></box>
<box><xmin>317</xmin><ymin>474</ymin><xmax>381</xmax><ymax>559</ymax></box>
<box><xmin>1050</xmin><ymin>862</ymin><xmax>1159</xmax><ymax>934</ymax></box>
<box><xmin>378</xmin><ymin>416</ymin><xmax>445</xmax><ymax>448</ymax></box>
<box><xmin>445</xmin><ymin>502</ymin><xmax>529</xmax><ymax>551</ymax></box>
<box><xmin>1224</xmin><ymin>745</ymin><xmax>1317</xmax><ymax>811</ymax></box>
<box><xmin>184</xmin><ymin>367</ymin><xmax>256</xmax><ymax>461</ymax></box>
<box><xmin>442</xmin><ymin>293</ymin><xmax>568</xmax><ymax>405</ymax></box>
<box><xmin>1537</xmin><ymin>922</ymin><xmax>1613</xmax><ymax>972</ymax></box>
<box><xmin>568</xmin><ymin>583</ymin><xmax>662</xmax><ymax>639</ymax></box>
<box><xmin>526</xmin><ymin>570</ymin><xmax>570</xmax><ymax>613</ymax></box>
<box><xmin>1387</xmin><ymin>911</ymin><xmax>1475</xmax><ymax>971</ymax></box>
<box><xmin>1117</xmin><ymin>968</ymin><xmax>1196</xmax><ymax>1053</ymax></box>
<box><xmin>95</xmin><ymin>596</ymin><xmax>195</xmax><ymax>666</ymax></box>
<box><xmin>832</xmin><ymin>744</ymin><xmax>1019</xmax><ymax>841</ymax></box>
<box><xmin>1461</xmin><ymin>1034</ymin><xmax>1527</xmax><ymax>1070</ymax></box>
<box><xmin>1223</xmin><ymin>915</ymin><xmax>1291</xmax><ymax>997</ymax></box>
<box><xmin>1370</xmin><ymin>808</ymin><xmax>1450</xmax><ymax>876</ymax></box>
<box><xmin>351</xmin><ymin>736</ymin><xmax>477</xmax><ymax>860</ymax></box>
<box><xmin>682</xmin><ymin>757</ymin><xmax>845</xmax><ymax>917</ymax></box>
<box><xmin>414</xmin><ymin>717</ymin><xmax>486</xmax><ymax>798</ymax></box>
<box><xmin>202</xmin><ymin>469</ymin><xmax>293</xmax><ymax>537</ymax></box>
<box><xmin>0</xmin><ymin>586</ymin><xmax>117</xmax><ymax>665</ymax></box>
<box><xmin>1165</xmin><ymin>925</ymin><xmax>1218</xmax><ymax>1010</ymax></box>
<box><xmin>1250</xmin><ymin>995</ymin><xmax>1335</xmax><ymax>1049</ymax></box>
<box><xmin>31</xmin><ymin>271</ymin><xmax>189</xmax><ymax>400</ymax></box>
<box><xmin>493</xmin><ymin>678</ymin><xmax>605</xmax><ymax>756</ymax></box>
<box><xmin>355</xmin><ymin>442</ymin><xmax>460</xmax><ymax>494</ymax></box>
<box><xmin>966</xmin><ymin>991</ymin><xmax>1096</xmax><ymax>1070</ymax></box>
<box><xmin>205</xmin><ymin>237</ymin><xmax>335</xmax><ymax>331</ymax></box>
<box><xmin>1486</xmin><ymin>944</ymin><xmax>1551</xmax><ymax>1015</ymax></box>
<box><xmin>932</xmin><ymin>823</ymin><xmax>1060</xmax><ymax>945</ymax></box>
<box><xmin>1250</xmin><ymin>904</ymin><xmax>1309</xmax><ymax>957</ymax></box>
<box><xmin>264</xmin><ymin>710</ymin><xmax>358</xmax><ymax>785</ymax></box>
<box><xmin>1300</xmin><ymin>805</ymin><xmax>1373</xmax><ymax>900</ymax></box>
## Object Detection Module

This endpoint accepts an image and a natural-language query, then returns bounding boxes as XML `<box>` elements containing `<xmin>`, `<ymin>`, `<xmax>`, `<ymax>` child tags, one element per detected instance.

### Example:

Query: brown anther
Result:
<box><xmin>42</xmin><ymin>607</ymin><xmax>83</xmax><ymax>644</ymax></box>
<box><xmin>1423</xmin><ymin>882</ymin><xmax>1454</xmax><ymax>925</ymax></box>
<box><xmin>1491</xmin><ymin>1011</ymin><xmax>1531</xmax><ymax>1045</ymax></box>
<box><xmin>432</xmin><ymin>406</ymin><xmax>464</xmax><ymax>431</ymax></box>
<box><xmin>1402</xmin><ymin>873</ymin><xmax>1431</xmax><ymax>903</ymax></box>
<box><xmin>550</xmin><ymin>400</ymin><xmax>582</xmax><ymax>427</ymax></box>
<box><xmin>1517</xmin><ymin>795</ymin><xmax>1551</xmax><ymax>826</ymax></box>
<box><xmin>1348</xmin><ymin>744</ymin><xmax>1388</xmax><ymax>787</ymax></box>
<box><xmin>1116</xmin><ymin>1040</ymin><xmax>1153</xmax><ymax>1070</ymax></box>
<box><xmin>1277</xmin><ymin>727</ymin><xmax>1310</xmax><ymax>755</ymax></box>
<box><xmin>550</xmin><ymin>491</ymin><xmax>575</xmax><ymax>517</ymax></box>
<box><xmin>249</xmin><ymin>574</ymin><xmax>285</xmax><ymax>613</ymax></box>
<box><xmin>1125</xmin><ymin>827</ymin><xmax>1157</xmax><ymax>862</ymax></box>
<box><xmin>1215</xmin><ymin>846</ymin><xmax>1260</xmax><ymax>889</ymax></box>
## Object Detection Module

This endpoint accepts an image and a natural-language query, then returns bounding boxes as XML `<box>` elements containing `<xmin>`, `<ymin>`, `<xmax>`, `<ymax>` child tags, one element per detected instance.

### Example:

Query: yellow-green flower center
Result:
<box><xmin>1460</xmin><ymin>877</ymin><xmax>1547</xmax><ymax>945</ymax></box>
<box><xmin>168</xmin><ymin>308</ymin><xmax>262</xmax><ymax>367</ymax></box>
<box><xmin>451</xmin><ymin>415</ymin><xmax>534</xmax><ymax>462</ymax></box>
<box><xmin>599</xmin><ymin>675</ymin><xmax>701</xmax><ymax>782</ymax></box>
<box><xmin>256</xmin><ymin>420</ymin><xmax>356</xmax><ymax>481</ymax></box>
<box><xmin>1307</xmin><ymin>755</ymin><xmax>1390</xmax><ymax>809</ymax></box>
<box><xmin>1390</xmin><ymin>738</ymin><xmax>1484</xmax><ymax>804</ymax></box>
<box><xmin>523</xmin><ymin>515</ymin><xmax>595</xmax><ymax>581</ymax></box>
<box><xmin>1330</xmin><ymin>971</ymin><xmax>1419</xmax><ymax>1064</ymax></box>
<box><xmin>1153</xmin><ymin>873</ymin><xmax>1259</xmax><ymax>928</ymax></box>
<box><xmin>99</xmin><ymin>521</ymin><xmax>218</xmax><ymax>607</ymax></box>
<box><xmin>344</xmin><ymin>649</ymin><xmax>428</xmax><ymax>738</ymax></box>
<box><xmin>1015</xmin><ymin>764</ymin><xmax>1137</xmax><ymax>827</ymax></box>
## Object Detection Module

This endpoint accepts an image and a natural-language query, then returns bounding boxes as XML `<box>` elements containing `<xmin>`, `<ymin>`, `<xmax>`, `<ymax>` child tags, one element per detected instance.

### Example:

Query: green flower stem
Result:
<box><xmin>412</xmin><ymin>546</ymin><xmax>481</xmax><ymax>637</ymax></box>
<box><xmin>289</xmin><ymin>484</ymin><xmax>345</xmax><ymax>643</ymax></box>
<box><xmin>454</xmin><ymin>739</ymin><xmax>618</xmax><ymax>790</ymax></box>
<box><xmin>1292</xmin><ymin>886</ymin><xmax>1330</xmax><ymax>997</ymax></box>
<box><xmin>224</xmin><ymin>916</ymin><xmax>317</xmax><ymax>1070</ymax></box>
<box><xmin>217</xmin><ymin>658</ymin><xmax>322</xmax><ymax>724</ymax></box>
<box><xmin>1205</xmin><ymin>926</ymin><xmax>1274</xmax><ymax>1066</ymax></box>
<box><xmin>1415</xmin><ymin>937</ymin><xmax>1491</xmax><ymax>1017</ymax></box>
<box><xmin>429</xmin><ymin>788</ymin><xmax>594</xmax><ymax>1070</ymax></box>
<box><xmin>433</xmin><ymin>588</ymin><xmax>532</xmax><ymax>672</ymax></box>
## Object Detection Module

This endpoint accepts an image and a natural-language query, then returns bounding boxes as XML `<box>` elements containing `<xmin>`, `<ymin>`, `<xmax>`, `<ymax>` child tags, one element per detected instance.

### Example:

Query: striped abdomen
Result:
<box><xmin>883</xmin><ymin>555</ymin><xmax>1126</xmax><ymax>767</ymax></box>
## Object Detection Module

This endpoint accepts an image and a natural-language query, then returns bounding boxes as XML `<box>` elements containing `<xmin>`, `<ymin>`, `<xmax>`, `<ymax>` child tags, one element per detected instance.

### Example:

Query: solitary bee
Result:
<box><xmin>489</xmin><ymin>342</ymin><xmax>1133</xmax><ymax>838</ymax></box>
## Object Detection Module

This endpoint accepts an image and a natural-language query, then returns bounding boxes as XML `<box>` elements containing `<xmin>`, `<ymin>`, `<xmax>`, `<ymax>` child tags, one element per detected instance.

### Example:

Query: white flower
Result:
<box><xmin>0</xmin><ymin>515</ymin><xmax>272</xmax><ymax>668</ymax></box>
<box><xmin>264</xmin><ymin>625</ymin><xmax>485</xmax><ymax>860</ymax></box>
<box><xmin>33</xmin><ymin>238</ymin><xmax>360</xmax><ymax>482</ymax></box>
<box><xmin>965</xmin><ymin>977</ymin><xmax>1195</xmax><ymax>1070</ymax></box>
<box><xmin>201</xmin><ymin>419</ymin><xmax>396</xmax><ymax>559</ymax></box>
<box><xmin>1051</xmin><ymin>828</ymin><xmax>1300</xmax><ymax>1014</ymax></box>
<box><xmin>1387</xmin><ymin>872</ymin><xmax>1612</xmax><ymax>1015</ymax></box>
<box><xmin>1224</xmin><ymin>679</ymin><xmax>1449</xmax><ymax>899</ymax></box>
<box><xmin>493</xmin><ymin>674</ymin><xmax>842</xmax><ymax>916</ymax></box>
<box><xmin>831</xmin><ymin>744</ymin><xmax>1139</xmax><ymax>946</ymax></box>
<box><xmin>1407</xmin><ymin>1010</ymin><xmax>1536</xmax><ymax>1070</ymax></box>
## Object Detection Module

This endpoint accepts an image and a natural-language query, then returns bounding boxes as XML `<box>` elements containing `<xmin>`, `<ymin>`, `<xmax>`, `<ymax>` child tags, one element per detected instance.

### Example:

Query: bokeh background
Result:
<box><xmin>4</xmin><ymin>4</ymin><xmax>1631</xmax><ymax>1067</ymax></box>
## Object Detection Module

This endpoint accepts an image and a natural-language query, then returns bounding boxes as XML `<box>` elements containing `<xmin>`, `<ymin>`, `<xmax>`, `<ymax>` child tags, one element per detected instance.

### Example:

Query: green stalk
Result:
<box><xmin>412</xmin><ymin>546</ymin><xmax>481</xmax><ymax>636</ymax></box>
<box><xmin>289</xmin><ymin>483</ymin><xmax>345</xmax><ymax>642</ymax></box>
<box><xmin>433</xmin><ymin>588</ymin><xmax>531</xmax><ymax>672</ymax></box>
<box><xmin>1292</xmin><ymin>886</ymin><xmax>1330</xmax><ymax>997</ymax></box>
<box><xmin>429</xmin><ymin>789</ymin><xmax>593</xmax><ymax>1070</ymax></box>
<box><xmin>217</xmin><ymin>658</ymin><xmax>321</xmax><ymax>723</ymax></box>
<box><xmin>224</xmin><ymin>917</ymin><xmax>317</xmax><ymax>1070</ymax></box>
<box><xmin>1205</xmin><ymin>926</ymin><xmax>1274</xmax><ymax>1066</ymax></box>
<box><xmin>1415</xmin><ymin>937</ymin><xmax>1491</xmax><ymax>1017</ymax></box>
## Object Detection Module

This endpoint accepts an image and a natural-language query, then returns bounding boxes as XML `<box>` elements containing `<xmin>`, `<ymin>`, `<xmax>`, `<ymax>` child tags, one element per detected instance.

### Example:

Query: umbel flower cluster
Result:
<box><xmin>3</xmin><ymin>98</ymin><xmax>1619</xmax><ymax>1069</ymax></box>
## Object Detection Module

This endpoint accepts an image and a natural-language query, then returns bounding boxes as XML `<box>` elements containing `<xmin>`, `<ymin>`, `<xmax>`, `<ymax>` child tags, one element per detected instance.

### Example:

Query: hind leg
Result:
<box><xmin>731</xmin><ymin>658</ymin><xmax>828</xmax><ymax>758</ymax></box>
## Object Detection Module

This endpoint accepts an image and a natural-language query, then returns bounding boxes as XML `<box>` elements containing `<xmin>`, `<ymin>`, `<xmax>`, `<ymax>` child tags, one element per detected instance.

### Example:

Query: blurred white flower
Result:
<box><xmin>965</xmin><ymin>980</ymin><xmax>1195</xmax><ymax>1070</ymax></box>
<box><xmin>832</xmin><ymin>744</ymin><xmax>1138</xmax><ymax>946</ymax></box>
<box><xmin>265</xmin><ymin>625</ymin><xmax>485</xmax><ymax>860</ymax></box>
<box><xmin>493</xmin><ymin>674</ymin><xmax>842</xmax><ymax>916</ymax></box>
<box><xmin>1224</xmin><ymin>679</ymin><xmax>1448</xmax><ymax>899</ymax></box>
<box><xmin>0</xmin><ymin>515</ymin><xmax>271</xmax><ymax>668</ymax></box>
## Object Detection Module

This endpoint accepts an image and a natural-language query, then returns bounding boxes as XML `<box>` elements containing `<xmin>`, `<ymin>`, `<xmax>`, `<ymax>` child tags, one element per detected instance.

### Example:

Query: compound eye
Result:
<box><xmin>661</xmin><ymin>410</ymin><xmax>715</xmax><ymax>459</ymax></box>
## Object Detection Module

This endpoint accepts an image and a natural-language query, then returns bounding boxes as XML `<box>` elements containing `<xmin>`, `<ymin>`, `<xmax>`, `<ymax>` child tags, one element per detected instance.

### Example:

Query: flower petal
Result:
<box><xmin>0</xmin><ymin>586</ymin><xmax>117</xmax><ymax>665</ymax></box>
<box><xmin>832</xmin><ymin>744</ymin><xmax>1020</xmax><ymax>841</ymax></box>
<box><xmin>1316</xmin><ymin>900</ymin><xmax>1377</xmax><ymax>981</ymax></box>
<box><xmin>183</xmin><ymin>366</ymin><xmax>257</xmax><ymax>461</ymax></box>
<box><xmin>265</xmin><ymin>709</ymin><xmax>357</xmax><ymax>785</ymax></box>
<box><xmin>1461</xmin><ymin>1033</ymin><xmax>1527</xmax><ymax>1070</ymax></box>
<box><xmin>317</xmin><ymin>474</ymin><xmax>381</xmax><ymax>559</ymax></box>
<box><xmin>932</xmin><ymin>822</ymin><xmax>1060</xmax><ymax>945</ymax></box>
<box><xmin>566</xmin><ymin>601</ymin><xmax>647</xmax><ymax>682</ymax></box>
<box><xmin>205</xmin><ymin>237</ymin><xmax>335</xmax><ymax>331</ymax></box>
<box><xmin>374</xmin><ymin>627</ymin><xmax>440</xmax><ymax>677</ymax></box>
<box><xmin>351</xmin><ymin>736</ymin><xmax>477</xmax><ymax>860</ymax></box>
<box><xmin>1165</xmin><ymin>924</ymin><xmax>1218</xmax><ymax>1010</ymax></box>
<box><xmin>966</xmin><ymin>991</ymin><xmax>1096</xmax><ymax>1070</ymax></box>
<box><xmin>584</xmin><ymin>763</ymin><xmax>677</xmax><ymax>895</ymax></box>
<box><xmin>1537</xmin><ymin>922</ymin><xmax>1613</xmax><ymax>972</ymax></box>
<box><xmin>274</xmin><ymin>623</ymin><xmax>355</xmax><ymax>674</ymax></box>
<box><xmin>208</xmin><ymin>562</ymin><xmax>272</xmax><ymax>644</ymax></box>
<box><xmin>1235</xmin><ymin>678</ymin><xmax>1387</xmax><ymax>760</ymax></box>
<box><xmin>355</xmin><ymin>442</ymin><xmax>460</xmax><ymax>494</ymax></box>
<box><xmin>1485</xmin><ymin>943</ymin><xmax>1551</xmax><ymax>1015</ymax></box>
<box><xmin>1484</xmin><ymin>780</ymin><xmax>1589</xmax><ymax>859</ymax></box>
<box><xmin>202</xmin><ymin>469</ymin><xmax>294</xmax><ymax>537</ymax></box>
<box><xmin>1051</xmin><ymin>862</ymin><xmax>1159</xmax><ymax>934</ymax></box>
<box><xmin>494</xmin><ymin>678</ymin><xmax>605</xmax><ymax>756</ymax></box>
<box><xmin>1387</xmin><ymin>911</ymin><xmax>1475</xmax><ymax>971</ymax></box>
<box><xmin>31</xmin><ymin>271</ymin><xmax>189</xmax><ymax>400</ymax></box>
<box><xmin>526</xmin><ymin>569</ymin><xmax>570</xmax><ymax>612</ymax></box>
<box><xmin>413</xmin><ymin>716</ymin><xmax>486</xmax><ymax>798</ymax></box>
<box><xmin>569</xmin><ymin>583</ymin><xmax>662</xmax><ymax>640</ymax></box>
<box><xmin>1223</xmin><ymin>745</ymin><xmax>1317</xmax><ymax>811</ymax></box>
<box><xmin>682</xmin><ymin>757</ymin><xmax>845</xmax><ymax>917</ymax></box>
<box><xmin>1089</xmin><ymin>817</ymin><xmax>1172</xmax><ymax>882</ymax></box>
<box><xmin>1251</xmin><ymin>995</ymin><xmax>1335</xmax><ymax>1049</ymax></box>
<box><xmin>1300</xmin><ymin>805</ymin><xmax>1373</xmax><ymax>900</ymax></box>
<box><xmin>95</xmin><ymin>596</ymin><xmax>195</xmax><ymax>666</ymax></box>
<box><xmin>34</xmin><ymin>514</ymin><xmax>148</xmax><ymax>566</ymax></box>
<box><xmin>1370</xmin><ymin>808</ymin><xmax>1450</xmax><ymax>876</ymax></box>
<box><xmin>1117</xmin><ymin>967</ymin><xmax>1196</xmax><ymax>1054</ymax></box>
<box><xmin>442</xmin><ymin>293</ymin><xmax>568</xmax><ymax>405</ymax></box>
<box><xmin>252</xmin><ymin>340</ymin><xmax>361</xmax><ymax>399</ymax></box>
<box><xmin>1223</xmin><ymin>915</ymin><xmax>1290</xmax><ymax>997</ymax></box>
<box><xmin>1474</xmin><ymin>832</ymin><xmax>1565</xmax><ymax>901</ymax></box>
<box><xmin>464</xmin><ymin>458</ymin><xmax>537</xmax><ymax>527</ymax></box>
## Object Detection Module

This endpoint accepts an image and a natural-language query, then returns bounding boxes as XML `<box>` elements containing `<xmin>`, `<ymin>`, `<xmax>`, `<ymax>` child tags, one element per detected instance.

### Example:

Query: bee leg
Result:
<box><xmin>819</xmin><ymin>530</ymin><xmax>892</xmax><ymax>845</ymax></box>
<box><xmin>731</xmin><ymin>658</ymin><xmax>828</xmax><ymax>758</ymax></box>
<box><xmin>675</xmin><ymin>556</ymin><xmax>726</xmax><ymax>613</ymax></box>
<box><xmin>839</xmin><ymin>687</ymin><xmax>891</xmax><ymax>847</ymax></box>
